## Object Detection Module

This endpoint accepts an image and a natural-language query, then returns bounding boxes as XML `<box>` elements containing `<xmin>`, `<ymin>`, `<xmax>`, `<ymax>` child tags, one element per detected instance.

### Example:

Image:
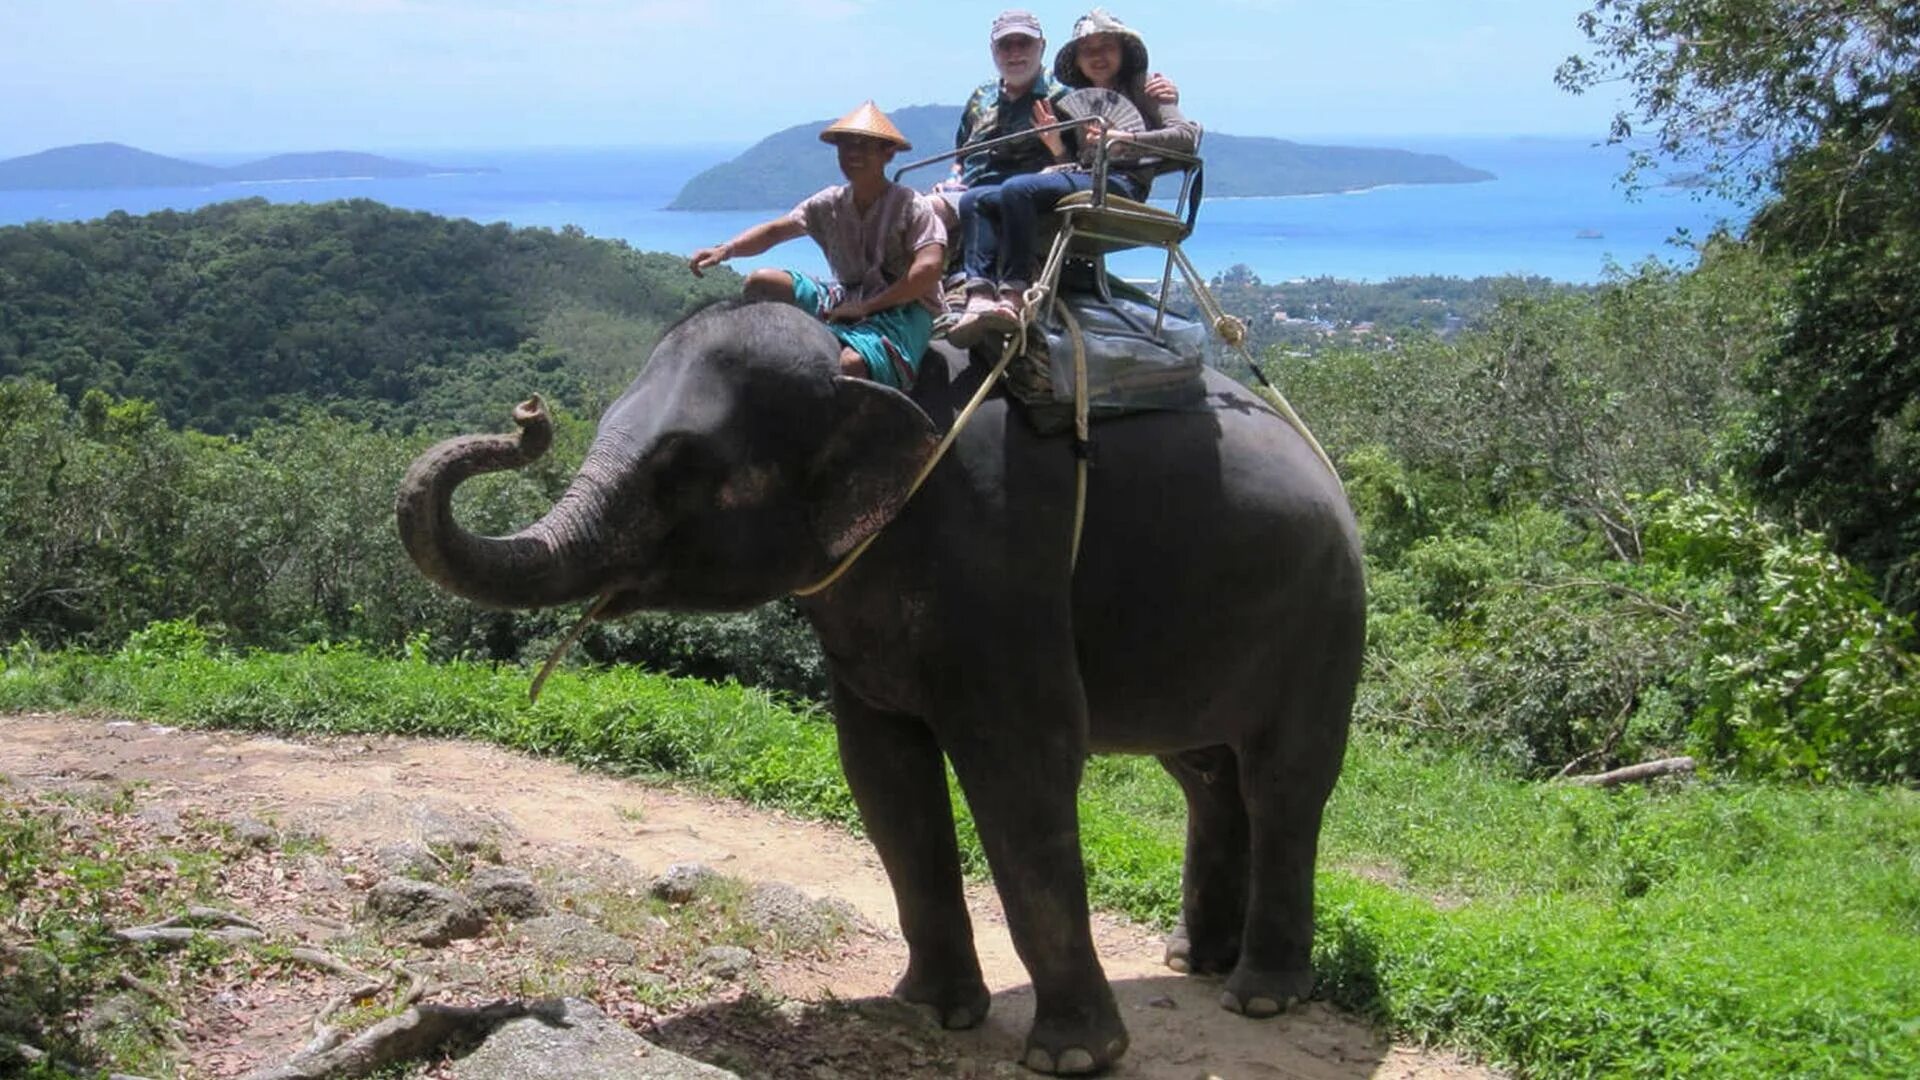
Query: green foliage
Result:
<box><xmin>120</xmin><ymin>617</ymin><xmax>216</xmax><ymax>661</ymax></box>
<box><xmin>1743</xmin><ymin>176</ymin><xmax>1920</xmax><ymax>616</ymax></box>
<box><xmin>1290</xmin><ymin>248</ymin><xmax>1776</xmax><ymax>555</ymax></box>
<box><xmin>1558</xmin><ymin>0</ymin><xmax>1919</xmax><ymax>202</ymax></box>
<box><xmin>1271</xmin><ymin>248</ymin><xmax>1920</xmax><ymax>783</ymax></box>
<box><xmin>1563</xmin><ymin>0</ymin><xmax>1920</xmax><ymax>618</ymax></box>
<box><xmin>1645</xmin><ymin>491</ymin><xmax>1920</xmax><ymax>782</ymax></box>
<box><xmin>1356</xmin><ymin>486</ymin><xmax>1919</xmax><ymax>783</ymax></box>
<box><xmin>578</xmin><ymin>603</ymin><xmax>827</xmax><ymax>702</ymax></box>
<box><xmin>0</xmin><ymin>198</ymin><xmax>734</xmax><ymax>434</ymax></box>
<box><xmin>0</xmin><ymin>376</ymin><xmax>831</xmax><ymax>698</ymax></box>
<box><xmin>1359</xmin><ymin>505</ymin><xmax>1696</xmax><ymax>775</ymax></box>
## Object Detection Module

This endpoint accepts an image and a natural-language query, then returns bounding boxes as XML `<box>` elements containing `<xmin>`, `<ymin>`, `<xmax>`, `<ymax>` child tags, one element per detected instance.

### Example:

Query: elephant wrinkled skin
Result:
<box><xmin>394</xmin><ymin>300</ymin><xmax>1363</xmax><ymax>1075</ymax></box>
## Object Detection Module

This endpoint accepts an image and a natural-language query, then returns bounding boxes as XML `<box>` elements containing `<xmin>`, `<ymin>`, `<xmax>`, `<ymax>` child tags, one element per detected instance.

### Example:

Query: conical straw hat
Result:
<box><xmin>820</xmin><ymin>101</ymin><xmax>912</xmax><ymax>151</ymax></box>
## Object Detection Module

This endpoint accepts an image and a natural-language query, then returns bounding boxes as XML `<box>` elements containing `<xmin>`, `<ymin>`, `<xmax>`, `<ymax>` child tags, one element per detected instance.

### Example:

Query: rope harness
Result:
<box><xmin>1166</xmin><ymin>245</ymin><xmax>1341</xmax><ymax>485</ymax></box>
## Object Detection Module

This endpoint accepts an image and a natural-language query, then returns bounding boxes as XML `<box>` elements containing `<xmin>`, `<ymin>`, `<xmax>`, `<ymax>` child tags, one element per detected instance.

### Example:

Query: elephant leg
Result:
<box><xmin>1157</xmin><ymin>746</ymin><xmax>1248</xmax><ymax>976</ymax></box>
<box><xmin>831</xmin><ymin>682</ymin><xmax>988</xmax><ymax>1030</ymax></box>
<box><xmin>945</xmin><ymin>721</ymin><xmax>1127</xmax><ymax>1075</ymax></box>
<box><xmin>1221</xmin><ymin>717</ymin><xmax>1350</xmax><ymax>1019</ymax></box>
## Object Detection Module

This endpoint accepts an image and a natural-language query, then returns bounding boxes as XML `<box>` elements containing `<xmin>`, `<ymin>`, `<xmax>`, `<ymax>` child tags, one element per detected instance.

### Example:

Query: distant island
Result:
<box><xmin>669</xmin><ymin>104</ymin><xmax>1494</xmax><ymax>210</ymax></box>
<box><xmin>0</xmin><ymin>143</ymin><xmax>497</xmax><ymax>192</ymax></box>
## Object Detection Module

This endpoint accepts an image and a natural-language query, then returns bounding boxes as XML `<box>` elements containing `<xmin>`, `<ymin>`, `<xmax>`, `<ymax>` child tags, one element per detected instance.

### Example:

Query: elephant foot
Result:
<box><xmin>1218</xmin><ymin>965</ymin><xmax>1312</xmax><ymax>1019</ymax></box>
<box><xmin>893</xmin><ymin>969</ymin><xmax>991</xmax><ymax>1031</ymax></box>
<box><xmin>1163</xmin><ymin>918</ymin><xmax>1240</xmax><ymax>976</ymax></box>
<box><xmin>1021</xmin><ymin>1001</ymin><xmax>1128</xmax><ymax>1075</ymax></box>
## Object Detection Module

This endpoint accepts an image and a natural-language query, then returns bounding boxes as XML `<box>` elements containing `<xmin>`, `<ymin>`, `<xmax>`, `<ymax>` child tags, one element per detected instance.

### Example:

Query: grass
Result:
<box><xmin>4</xmin><ymin>641</ymin><xmax>1918</xmax><ymax>1076</ymax></box>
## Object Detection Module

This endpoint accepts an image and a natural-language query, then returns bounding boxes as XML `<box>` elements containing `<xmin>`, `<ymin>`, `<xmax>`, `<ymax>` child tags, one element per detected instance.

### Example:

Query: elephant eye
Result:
<box><xmin>647</xmin><ymin>434</ymin><xmax>729</xmax><ymax>508</ymax></box>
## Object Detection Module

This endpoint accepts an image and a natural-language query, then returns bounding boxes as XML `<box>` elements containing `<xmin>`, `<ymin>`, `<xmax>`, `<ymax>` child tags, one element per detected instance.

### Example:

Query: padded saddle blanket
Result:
<box><xmin>1005</xmin><ymin>273</ymin><xmax>1210</xmax><ymax>436</ymax></box>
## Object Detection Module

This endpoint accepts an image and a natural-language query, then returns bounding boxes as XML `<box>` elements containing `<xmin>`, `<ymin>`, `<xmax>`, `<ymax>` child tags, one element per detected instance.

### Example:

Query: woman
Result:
<box><xmin>948</xmin><ymin>8</ymin><xmax>1201</xmax><ymax>347</ymax></box>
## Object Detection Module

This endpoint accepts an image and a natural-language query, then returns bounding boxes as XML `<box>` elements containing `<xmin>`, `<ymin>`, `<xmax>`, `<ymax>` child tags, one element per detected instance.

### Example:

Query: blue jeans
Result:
<box><xmin>960</xmin><ymin>170</ymin><xmax>1146</xmax><ymax>285</ymax></box>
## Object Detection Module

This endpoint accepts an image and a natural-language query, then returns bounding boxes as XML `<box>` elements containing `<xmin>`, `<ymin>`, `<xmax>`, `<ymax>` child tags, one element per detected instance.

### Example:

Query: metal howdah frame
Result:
<box><xmin>892</xmin><ymin>121</ymin><xmax>1205</xmax><ymax>336</ymax></box>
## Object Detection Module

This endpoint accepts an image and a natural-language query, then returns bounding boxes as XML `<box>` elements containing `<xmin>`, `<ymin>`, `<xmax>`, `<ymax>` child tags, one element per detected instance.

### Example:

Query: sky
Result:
<box><xmin>0</xmin><ymin>0</ymin><xmax>1630</xmax><ymax>158</ymax></box>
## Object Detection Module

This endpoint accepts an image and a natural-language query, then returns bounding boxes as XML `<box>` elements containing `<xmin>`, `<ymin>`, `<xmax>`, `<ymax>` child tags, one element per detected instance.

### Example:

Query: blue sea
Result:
<box><xmin>0</xmin><ymin>137</ymin><xmax>1746</xmax><ymax>284</ymax></box>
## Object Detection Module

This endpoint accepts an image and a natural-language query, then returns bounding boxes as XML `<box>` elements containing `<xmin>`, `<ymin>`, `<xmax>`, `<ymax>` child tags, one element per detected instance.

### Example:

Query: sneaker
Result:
<box><xmin>974</xmin><ymin>296</ymin><xmax>1021</xmax><ymax>336</ymax></box>
<box><xmin>946</xmin><ymin>287</ymin><xmax>1008</xmax><ymax>350</ymax></box>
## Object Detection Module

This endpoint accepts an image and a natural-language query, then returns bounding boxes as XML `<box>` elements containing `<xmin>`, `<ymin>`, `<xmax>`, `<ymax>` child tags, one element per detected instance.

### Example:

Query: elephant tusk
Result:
<box><xmin>528</xmin><ymin>591</ymin><xmax>618</xmax><ymax>704</ymax></box>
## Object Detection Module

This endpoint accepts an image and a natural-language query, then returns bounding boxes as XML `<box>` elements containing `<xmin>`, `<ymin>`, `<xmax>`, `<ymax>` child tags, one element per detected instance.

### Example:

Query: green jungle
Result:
<box><xmin>4</xmin><ymin>3</ymin><xmax>1919</xmax><ymax>1077</ymax></box>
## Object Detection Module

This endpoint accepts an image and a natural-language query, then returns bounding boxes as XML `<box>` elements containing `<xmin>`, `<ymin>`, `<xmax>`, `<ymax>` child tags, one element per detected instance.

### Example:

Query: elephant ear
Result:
<box><xmin>806</xmin><ymin>376</ymin><xmax>940</xmax><ymax>559</ymax></box>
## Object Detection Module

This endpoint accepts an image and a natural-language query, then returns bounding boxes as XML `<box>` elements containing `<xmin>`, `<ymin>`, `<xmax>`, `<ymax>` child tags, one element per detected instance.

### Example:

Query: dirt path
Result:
<box><xmin>0</xmin><ymin>713</ymin><xmax>1493</xmax><ymax>1080</ymax></box>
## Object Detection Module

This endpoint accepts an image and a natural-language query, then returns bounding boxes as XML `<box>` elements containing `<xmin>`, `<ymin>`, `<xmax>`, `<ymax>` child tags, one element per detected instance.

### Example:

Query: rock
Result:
<box><xmin>134</xmin><ymin>804</ymin><xmax>183</xmax><ymax>839</ymax></box>
<box><xmin>45</xmin><ymin>805</ymin><xmax>95</xmax><ymax>841</ymax></box>
<box><xmin>649</xmin><ymin>862</ymin><xmax>717</xmax><ymax>904</ymax></box>
<box><xmin>293</xmin><ymin>854</ymin><xmax>353</xmax><ymax>896</ymax></box>
<box><xmin>514</xmin><ymin>915</ymin><xmax>638</xmax><ymax>966</ymax></box>
<box><xmin>450</xmin><ymin>997</ymin><xmax>737</xmax><ymax>1079</ymax></box>
<box><xmin>413</xmin><ymin>804</ymin><xmax>499</xmax><ymax>857</ymax></box>
<box><xmin>629</xmin><ymin>970</ymin><xmax>672</xmax><ymax>994</ymax></box>
<box><xmin>228</xmin><ymin>815</ymin><xmax>278</xmax><ymax>848</ymax></box>
<box><xmin>696</xmin><ymin>945</ymin><xmax>755</xmax><ymax>981</ymax></box>
<box><xmin>851</xmin><ymin>996</ymin><xmax>946</xmax><ymax>1034</ymax></box>
<box><xmin>467</xmin><ymin>866</ymin><xmax>545</xmax><ymax>919</ymax></box>
<box><xmin>744</xmin><ymin>882</ymin><xmax>865</xmax><ymax>943</ymax></box>
<box><xmin>544</xmin><ymin>851</ymin><xmax>650</xmax><ymax>917</ymax></box>
<box><xmin>413</xmin><ymin>957</ymin><xmax>493</xmax><ymax>990</ymax></box>
<box><xmin>372</xmin><ymin>841</ymin><xmax>444</xmax><ymax>881</ymax></box>
<box><xmin>80</xmin><ymin>991</ymin><xmax>155</xmax><ymax>1046</ymax></box>
<box><xmin>364</xmin><ymin>878</ymin><xmax>486</xmax><ymax>946</ymax></box>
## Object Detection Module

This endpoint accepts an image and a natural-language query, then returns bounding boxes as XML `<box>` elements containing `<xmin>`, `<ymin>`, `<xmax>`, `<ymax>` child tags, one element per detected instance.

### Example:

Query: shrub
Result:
<box><xmin>1643</xmin><ymin>491</ymin><xmax>1920</xmax><ymax>783</ymax></box>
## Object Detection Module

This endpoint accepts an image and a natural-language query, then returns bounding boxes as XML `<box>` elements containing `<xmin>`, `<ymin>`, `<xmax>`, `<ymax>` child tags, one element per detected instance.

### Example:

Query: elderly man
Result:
<box><xmin>943</xmin><ymin>11</ymin><xmax>1067</xmax><ymax>206</ymax></box>
<box><xmin>689</xmin><ymin>103</ymin><xmax>947</xmax><ymax>390</ymax></box>
<box><xmin>942</xmin><ymin>10</ymin><xmax>1181</xmax><ymax>346</ymax></box>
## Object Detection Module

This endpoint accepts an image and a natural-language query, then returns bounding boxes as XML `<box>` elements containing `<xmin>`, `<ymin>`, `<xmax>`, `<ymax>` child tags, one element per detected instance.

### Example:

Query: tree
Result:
<box><xmin>1557</xmin><ymin>1</ymin><xmax>1920</xmax><ymax>208</ymax></box>
<box><xmin>1565</xmin><ymin>1</ymin><xmax>1920</xmax><ymax>615</ymax></box>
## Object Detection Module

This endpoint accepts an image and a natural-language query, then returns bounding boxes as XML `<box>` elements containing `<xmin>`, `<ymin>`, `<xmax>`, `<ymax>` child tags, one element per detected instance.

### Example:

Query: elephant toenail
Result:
<box><xmin>1166</xmin><ymin>954</ymin><xmax>1191</xmax><ymax>973</ymax></box>
<box><xmin>1246</xmin><ymin>996</ymin><xmax>1281</xmax><ymax>1017</ymax></box>
<box><xmin>1025</xmin><ymin>1047</ymin><xmax>1056</xmax><ymax>1073</ymax></box>
<box><xmin>1058</xmin><ymin>1048</ymin><xmax>1096</xmax><ymax>1073</ymax></box>
<box><xmin>1220</xmin><ymin>990</ymin><xmax>1244</xmax><ymax>1013</ymax></box>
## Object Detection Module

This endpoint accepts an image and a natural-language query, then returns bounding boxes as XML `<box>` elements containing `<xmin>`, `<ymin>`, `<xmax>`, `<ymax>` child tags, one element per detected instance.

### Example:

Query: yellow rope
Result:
<box><xmin>1171</xmin><ymin>246</ymin><xmax>1341</xmax><ymax>489</ymax></box>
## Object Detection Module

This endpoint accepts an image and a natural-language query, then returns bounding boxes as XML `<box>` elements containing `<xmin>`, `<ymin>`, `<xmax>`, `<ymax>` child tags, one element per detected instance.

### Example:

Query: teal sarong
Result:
<box><xmin>787</xmin><ymin>270</ymin><xmax>933</xmax><ymax>390</ymax></box>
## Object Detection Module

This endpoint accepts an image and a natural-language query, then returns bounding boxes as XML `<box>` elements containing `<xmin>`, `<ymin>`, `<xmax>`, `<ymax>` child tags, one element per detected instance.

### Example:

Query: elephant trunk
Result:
<box><xmin>395</xmin><ymin>396</ymin><xmax>612</xmax><ymax>610</ymax></box>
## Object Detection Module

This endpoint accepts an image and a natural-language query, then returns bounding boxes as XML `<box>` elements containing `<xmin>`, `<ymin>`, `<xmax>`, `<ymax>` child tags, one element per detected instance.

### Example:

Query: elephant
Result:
<box><xmin>395</xmin><ymin>299</ymin><xmax>1364</xmax><ymax>1075</ymax></box>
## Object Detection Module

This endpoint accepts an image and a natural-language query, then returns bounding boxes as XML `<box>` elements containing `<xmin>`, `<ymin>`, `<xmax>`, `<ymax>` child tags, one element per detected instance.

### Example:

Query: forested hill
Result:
<box><xmin>668</xmin><ymin>104</ymin><xmax>1493</xmax><ymax>210</ymax></box>
<box><xmin>0</xmin><ymin>199</ymin><xmax>735</xmax><ymax>434</ymax></box>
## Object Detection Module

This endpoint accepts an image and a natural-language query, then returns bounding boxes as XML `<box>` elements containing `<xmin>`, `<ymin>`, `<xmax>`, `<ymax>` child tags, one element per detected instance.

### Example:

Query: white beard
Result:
<box><xmin>996</xmin><ymin>55</ymin><xmax>1041</xmax><ymax>88</ymax></box>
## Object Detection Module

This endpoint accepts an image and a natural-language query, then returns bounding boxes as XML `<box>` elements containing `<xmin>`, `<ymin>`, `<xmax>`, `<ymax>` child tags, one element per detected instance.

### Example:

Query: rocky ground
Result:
<box><xmin>0</xmin><ymin>713</ymin><xmax>1498</xmax><ymax>1079</ymax></box>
